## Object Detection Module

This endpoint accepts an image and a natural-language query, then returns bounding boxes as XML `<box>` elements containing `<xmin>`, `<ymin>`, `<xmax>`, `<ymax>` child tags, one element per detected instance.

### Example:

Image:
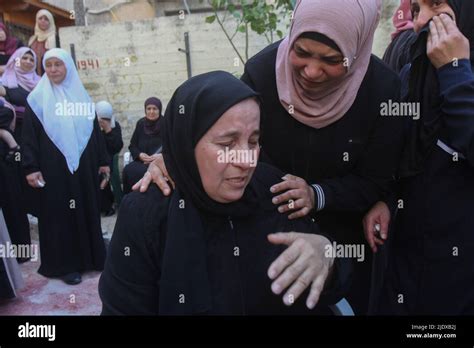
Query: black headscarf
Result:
<box><xmin>143</xmin><ymin>97</ymin><xmax>162</xmax><ymax>135</ymax></box>
<box><xmin>399</xmin><ymin>1</ymin><xmax>474</xmax><ymax>177</ymax></box>
<box><xmin>158</xmin><ymin>71</ymin><xmax>274</xmax><ymax>314</ymax></box>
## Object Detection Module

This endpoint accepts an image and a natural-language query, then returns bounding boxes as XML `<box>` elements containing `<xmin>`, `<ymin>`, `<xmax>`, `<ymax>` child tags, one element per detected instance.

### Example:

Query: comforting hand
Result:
<box><xmin>362</xmin><ymin>201</ymin><xmax>390</xmax><ymax>253</ymax></box>
<box><xmin>26</xmin><ymin>171</ymin><xmax>46</xmax><ymax>189</ymax></box>
<box><xmin>428</xmin><ymin>14</ymin><xmax>470</xmax><ymax>69</ymax></box>
<box><xmin>270</xmin><ymin>174</ymin><xmax>315</xmax><ymax>219</ymax></box>
<box><xmin>267</xmin><ymin>232</ymin><xmax>334</xmax><ymax>309</ymax></box>
<box><xmin>132</xmin><ymin>153</ymin><xmax>175</xmax><ymax>194</ymax></box>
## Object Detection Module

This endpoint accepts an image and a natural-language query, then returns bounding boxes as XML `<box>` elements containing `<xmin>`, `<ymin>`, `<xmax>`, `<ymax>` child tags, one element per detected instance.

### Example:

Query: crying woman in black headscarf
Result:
<box><xmin>364</xmin><ymin>0</ymin><xmax>474</xmax><ymax>315</ymax></box>
<box><xmin>99</xmin><ymin>71</ymin><xmax>351</xmax><ymax>315</ymax></box>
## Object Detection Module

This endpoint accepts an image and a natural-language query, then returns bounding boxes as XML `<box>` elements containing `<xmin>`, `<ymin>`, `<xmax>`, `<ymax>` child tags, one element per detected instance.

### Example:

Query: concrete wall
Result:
<box><xmin>58</xmin><ymin>11</ymin><xmax>273</xmax><ymax>148</ymax></box>
<box><xmin>57</xmin><ymin>0</ymin><xmax>400</xmax><ymax>155</ymax></box>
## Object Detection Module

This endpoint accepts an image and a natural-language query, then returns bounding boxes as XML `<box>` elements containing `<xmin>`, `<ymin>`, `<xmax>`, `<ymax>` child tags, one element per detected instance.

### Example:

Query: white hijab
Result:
<box><xmin>95</xmin><ymin>100</ymin><xmax>116</xmax><ymax>128</ymax></box>
<box><xmin>27</xmin><ymin>48</ymin><xmax>95</xmax><ymax>174</ymax></box>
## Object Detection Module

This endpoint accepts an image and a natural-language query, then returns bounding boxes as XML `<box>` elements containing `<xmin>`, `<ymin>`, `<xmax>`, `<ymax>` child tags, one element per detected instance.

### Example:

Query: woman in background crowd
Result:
<box><xmin>22</xmin><ymin>48</ymin><xmax>109</xmax><ymax>285</ymax></box>
<box><xmin>96</xmin><ymin>100</ymin><xmax>124</xmax><ymax>216</ymax></box>
<box><xmin>28</xmin><ymin>9</ymin><xmax>57</xmax><ymax>75</ymax></box>
<box><xmin>122</xmin><ymin>97</ymin><xmax>163</xmax><ymax>194</ymax></box>
<box><xmin>0</xmin><ymin>23</ymin><xmax>23</xmax><ymax>75</ymax></box>
<box><xmin>383</xmin><ymin>0</ymin><xmax>418</xmax><ymax>73</ymax></box>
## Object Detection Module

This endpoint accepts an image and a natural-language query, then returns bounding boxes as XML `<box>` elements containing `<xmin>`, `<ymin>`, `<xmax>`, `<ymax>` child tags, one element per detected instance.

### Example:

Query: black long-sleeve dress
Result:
<box><xmin>0</xmin><ymin>106</ymin><xmax>30</xmax><ymax>262</ymax></box>
<box><xmin>21</xmin><ymin>104</ymin><xmax>108</xmax><ymax>277</ymax></box>
<box><xmin>99</xmin><ymin>164</ymin><xmax>351</xmax><ymax>315</ymax></box>
<box><xmin>122</xmin><ymin>118</ymin><xmax>162</xmax><ymax>194</ymax></box>
<box><xmin>241</xmin><ymin>41</ymin><xmax>405</xmax><ymax>314</ymax></box>
<box><xmin>100</xmin><ymin>122</ymin><xmax>123</xmax><ymax>213</ymax></box>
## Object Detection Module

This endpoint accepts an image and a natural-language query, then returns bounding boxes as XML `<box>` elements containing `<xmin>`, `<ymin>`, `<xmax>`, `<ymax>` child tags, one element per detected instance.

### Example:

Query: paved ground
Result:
<box><xmin>0</xmin><ymin>214</ymin><xmax>117</xmax><ymax>316</ymax></box>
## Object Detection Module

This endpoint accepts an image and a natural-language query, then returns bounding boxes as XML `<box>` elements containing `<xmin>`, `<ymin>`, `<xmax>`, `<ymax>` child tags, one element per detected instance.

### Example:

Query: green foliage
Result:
<box><xmin>201</xmin><ymin>0</ymin><xmax>295</xmax><ymax>63</ymax></box>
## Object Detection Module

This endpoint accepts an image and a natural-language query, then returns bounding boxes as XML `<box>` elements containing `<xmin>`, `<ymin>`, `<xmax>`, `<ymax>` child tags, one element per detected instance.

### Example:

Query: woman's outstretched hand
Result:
<box><xmin>267</xmin><ymin>232</ymin><xmax>334</xmax><ymax>310</ymax></box>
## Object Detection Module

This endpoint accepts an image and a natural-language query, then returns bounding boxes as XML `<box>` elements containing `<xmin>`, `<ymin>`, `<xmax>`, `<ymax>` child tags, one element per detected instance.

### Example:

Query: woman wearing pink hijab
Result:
<box><xmin>383</xmin><ymin>0</ymin><xmax>418</xmax><ymax>72</ymax></box>
<box><xmin>133</xmin><ymin>0</ymin><xmax>405</xmax><ymax>315</ymax></box>
<box><xmin>1</xmin><ymin>47</ymin><xmax>40</xmax><ymax>142</ymax></box>
<box><xmin>1</xmin><ymin>47</ymin><xmax>41</xmax><ymax>219</ymax></box>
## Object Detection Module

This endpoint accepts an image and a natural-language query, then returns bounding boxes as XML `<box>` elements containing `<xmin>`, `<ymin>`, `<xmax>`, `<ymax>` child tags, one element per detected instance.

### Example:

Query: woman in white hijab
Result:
<box><xmin>96</xmin><ymin>100</ymin><xmax>124</xmax><ymax>216</ymax></box>
<box><xmin>22</xmin><ymin>48</ymin><xmax>110</xmax><ymax>285</ymax></box>
<box><xmin>28</xmin><ymin>9</ymin><xmax>57</xmax><ymax>75</ymax></box>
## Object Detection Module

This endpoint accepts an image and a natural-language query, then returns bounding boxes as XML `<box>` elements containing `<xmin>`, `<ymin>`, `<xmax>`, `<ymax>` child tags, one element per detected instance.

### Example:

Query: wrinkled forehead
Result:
<box><xmin>44</xmin><ymin>56</ymin><xmax>65</xmax><ymax>65</ymax></box>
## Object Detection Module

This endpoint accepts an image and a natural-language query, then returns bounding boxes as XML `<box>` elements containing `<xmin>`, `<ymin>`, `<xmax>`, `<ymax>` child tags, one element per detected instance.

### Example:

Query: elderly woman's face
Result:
<box><xmin>195</xmin><ymin>98</ymin><xmax>261</xmax><ymax>203</ymax></box>
<box><xmin>289</xmin><ymin>38</ymin><xmax>346</xmax><ymax>89</ymax></box>
<box><xmin>38</xmin><ymin>15</ymin><xmax>50</xmax><ymax>31</ymax></box>
<box><xmin>45</xmin><ymin>57</ymin><xmax>67</xmax><ymax>85</ymax></box>
<box><xmin>0</xmin><ymin>29</ymin><xmax>6</xmax><ymax>42</ymax></box>
<box><xmin>411</xmin><ymin>0</ymin><xmax>456</xmax><ymax>33</ymax></box>
<box><xmin>145</xmin><ymin>104</ymin><xmax>160</xmax><ymax>121</ymax></box>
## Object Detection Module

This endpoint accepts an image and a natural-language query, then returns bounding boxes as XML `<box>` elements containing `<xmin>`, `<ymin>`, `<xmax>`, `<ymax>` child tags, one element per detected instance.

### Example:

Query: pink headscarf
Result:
<box><xmin>1</xmin><ymin>47</ymin><xmax>40</xmax><ymax>92</ymax></box>
<box><xmin>0</xmin><ymin>23</ymin><xmax>19</xmax><ymax>56</ymax></box>
<box><xmin>391</xmin><ymin>0</ymin><xmax>414</xmax><ymax>40</ymax></box>
<box><xmin>275</xmin><ymin>0</ymin><xmax>382</xmax><ymax>129</ymax></box>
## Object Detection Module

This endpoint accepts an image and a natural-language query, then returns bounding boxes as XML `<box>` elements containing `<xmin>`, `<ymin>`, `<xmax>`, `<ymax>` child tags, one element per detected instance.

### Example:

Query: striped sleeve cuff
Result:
<box><xmin>311</xmin><ymin>184</ymin><xmax>325</xmax><ymax>212</ymax></box>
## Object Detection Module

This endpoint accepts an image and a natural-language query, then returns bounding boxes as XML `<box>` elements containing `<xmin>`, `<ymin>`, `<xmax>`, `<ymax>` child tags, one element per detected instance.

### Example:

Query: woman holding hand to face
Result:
<box><xmin>364</xmin><ymin>0</ymin><xmax>474</xmax><ymax>315</ymax></box>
